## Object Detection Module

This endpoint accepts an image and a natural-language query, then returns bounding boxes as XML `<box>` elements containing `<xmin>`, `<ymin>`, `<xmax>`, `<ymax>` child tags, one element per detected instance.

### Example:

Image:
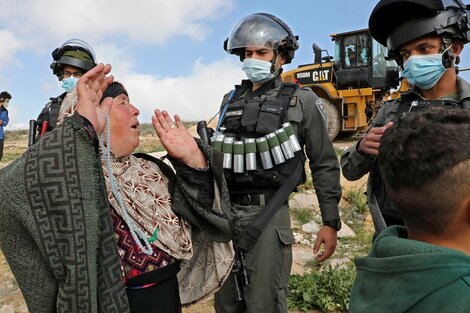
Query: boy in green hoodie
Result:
<box><xmin>349</xmin><ymin>107</ymin><xmax>470</xmax><ymax>312</ymax></box>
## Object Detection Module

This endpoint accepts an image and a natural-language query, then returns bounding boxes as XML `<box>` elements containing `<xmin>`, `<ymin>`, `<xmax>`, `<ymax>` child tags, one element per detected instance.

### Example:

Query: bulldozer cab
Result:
<box><xmin>288</xmin><ymin>29</ymin><xmax>399</xmax><ymax>92</ymax></box>
<box><xmin>282</xmin><ymin>28</ymin><xmax>403</xmax><ymax>139</ymax></box>
<box><xmin>332</xmin><ymin>29</ymin><xmax>399</xmax><ymax>90</ymax></box>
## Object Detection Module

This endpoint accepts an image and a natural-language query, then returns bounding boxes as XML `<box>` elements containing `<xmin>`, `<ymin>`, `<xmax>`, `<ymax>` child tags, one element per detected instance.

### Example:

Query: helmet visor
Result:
<box><xmin>226</xmin><ymin>14</ymin><xmax>290</xmax><ymax>52</ymax></box>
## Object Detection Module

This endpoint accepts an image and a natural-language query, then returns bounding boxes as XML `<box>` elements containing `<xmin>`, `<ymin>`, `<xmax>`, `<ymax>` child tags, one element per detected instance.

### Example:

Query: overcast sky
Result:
<box><xmin>2</xmin><ymin>0</ymin><xmax>470</xmax><ymax>129</ymax></box>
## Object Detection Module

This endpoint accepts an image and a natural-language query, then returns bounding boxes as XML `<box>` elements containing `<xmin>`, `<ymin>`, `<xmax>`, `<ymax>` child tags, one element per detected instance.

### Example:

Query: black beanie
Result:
<box><xmin>101</xmin><ymin>82</ymin><xmax>128</xmax><ymax>103</ymax></box>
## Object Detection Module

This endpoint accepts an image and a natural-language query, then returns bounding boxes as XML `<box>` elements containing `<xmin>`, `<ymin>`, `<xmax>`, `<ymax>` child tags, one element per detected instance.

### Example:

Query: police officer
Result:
<box><xmin>341</xmin><ymin>0</ymin><xmax>470</xmax><ymax>233</ymax></box>
<box><xmin>213</xmin><ymin>13</ymin><xmax>342</xmax><ymax>313</ymax></box>
<box><xmin>32</xmin><ymin>38</ymin><xmax>96</xmax><ymax>142</ymax></box>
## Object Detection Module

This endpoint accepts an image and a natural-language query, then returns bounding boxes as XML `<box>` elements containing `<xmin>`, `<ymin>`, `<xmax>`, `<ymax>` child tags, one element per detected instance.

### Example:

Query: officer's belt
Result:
<box><xmin>230</xmin><ymin>190</ymin><xmax>279</xmax><ymax>207</ymax></box>
<box><xmin>236</xmin><ymin>155</ymin><xmax>304</xmax><ymax>253</ymax></box>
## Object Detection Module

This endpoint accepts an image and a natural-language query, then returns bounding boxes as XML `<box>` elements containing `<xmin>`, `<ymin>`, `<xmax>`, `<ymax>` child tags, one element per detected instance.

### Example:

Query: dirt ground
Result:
<box><xmin>0</xmin><ymin>247</ymin><xmax>323</xmax><ymax>313</ymax></box>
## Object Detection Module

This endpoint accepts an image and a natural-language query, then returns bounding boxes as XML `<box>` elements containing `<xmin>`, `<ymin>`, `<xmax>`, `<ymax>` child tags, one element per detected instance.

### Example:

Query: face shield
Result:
<box><xmin>226</xmin><ymin>14</ymin><xmax>295</xmax><ymax>56</ymax></box>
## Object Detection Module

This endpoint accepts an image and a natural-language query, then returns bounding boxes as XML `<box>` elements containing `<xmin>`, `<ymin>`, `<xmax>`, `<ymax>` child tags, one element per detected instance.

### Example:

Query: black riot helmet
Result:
<box><xmin>369</xmin><ymin>0</ymin><xmax>470</xmax><ymax>64</ymax></box>
<box><xmin>223</xmin><ymin>13</ymin><xmax>299</xmax><ymax>64</ymax></box>
<box><xmin>50</xmin><ymin>38</ymin><xmax>97</xmax><ymax>80</ymax></box>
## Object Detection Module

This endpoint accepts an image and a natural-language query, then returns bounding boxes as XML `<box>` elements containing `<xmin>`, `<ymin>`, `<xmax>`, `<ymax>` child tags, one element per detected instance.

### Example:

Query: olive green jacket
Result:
<box><xmin>341</xmin><ymin>76</ymin><xmax>470</xmax><ymax>231</ymax></box>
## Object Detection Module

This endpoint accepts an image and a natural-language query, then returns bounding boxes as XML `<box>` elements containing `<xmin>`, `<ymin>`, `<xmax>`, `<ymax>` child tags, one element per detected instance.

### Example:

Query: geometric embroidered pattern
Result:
<box><xmin>21</xmin><ymin>118</ymin><xmax>130</xmax><ymax>312</ymax></box>
<box><xmin>111</xmin><ymin>209</ymin><xmax>173</xmax><ymax>280</ymax></box>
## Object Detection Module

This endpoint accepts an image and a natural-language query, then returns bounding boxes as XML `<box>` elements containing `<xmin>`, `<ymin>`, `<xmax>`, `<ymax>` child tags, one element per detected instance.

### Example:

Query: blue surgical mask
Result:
<box><xmin>242</xmin><ymin>58</ymin><xmax>276</xmax><ymax>84</ymax></box>
<box><xmin>62</xmin><ymin>76</ymin><xmax>79</xmax><ymax>92</ymax></box>
<box><xmin>401</xmin><ymin>54</ymin><xmax>448</xmax><ymax>90</ymax></box>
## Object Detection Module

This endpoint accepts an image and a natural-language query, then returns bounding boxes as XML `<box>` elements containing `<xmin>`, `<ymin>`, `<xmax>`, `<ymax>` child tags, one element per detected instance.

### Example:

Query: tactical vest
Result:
<box><xmin>371</xmin><ymin>96</ymin><xmax>468</xmax><ymax>226</ymax></box>
<box><xmin>219</xmin><ymin>82</ymin><xmax>306</xmax><ymax>193</ymax></box>
<box><xmin>222</xmin><ymin>83</ymin><xmax>297</xmax><ymax>138</ymax></box>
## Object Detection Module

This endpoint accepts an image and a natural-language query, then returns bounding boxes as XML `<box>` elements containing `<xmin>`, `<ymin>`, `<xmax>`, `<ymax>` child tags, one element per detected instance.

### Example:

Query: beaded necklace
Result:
<box><xmin>99</xmin><ymin>111</ymin><xmax>153</xmax><ymax>255</ymax></box>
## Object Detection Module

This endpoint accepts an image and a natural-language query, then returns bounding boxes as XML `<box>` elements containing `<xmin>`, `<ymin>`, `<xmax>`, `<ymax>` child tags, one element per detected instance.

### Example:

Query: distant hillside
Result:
<box><xmin>0</xmin><ymin>122</ymin><xmax>198</xmax><ymax>168</ymax></box>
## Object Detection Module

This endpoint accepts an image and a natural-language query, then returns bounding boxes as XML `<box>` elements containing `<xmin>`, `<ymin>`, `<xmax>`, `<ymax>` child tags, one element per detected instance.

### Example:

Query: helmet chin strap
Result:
<box><xmin>270</xmin><ymin>53</ymin><xmax>282</xmax><ymax>75</ymax></box>
<box><xmin>441</xmin><ymin>38</ymin><xmax>455</xmax><ymax>69</ymax></box>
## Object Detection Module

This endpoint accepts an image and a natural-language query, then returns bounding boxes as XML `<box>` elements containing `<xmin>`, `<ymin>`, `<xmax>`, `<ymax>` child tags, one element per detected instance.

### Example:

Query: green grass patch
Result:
<box><xmin>296</xmin><ymin>176</ymin><xmax>313</xmax><ymax>193</ymax></box>
<box><xmin>4</xmin><ymin>129</ymin><xmax>28</xmax><ymax>141</ymax></box>
<box><xmin>1</xmin><ymin>151</ymin><xmax>24</xmax><ymax>163</ymax></box>
<box><xmin>288</xmin><ymin>264</ymin><xmax>356</xmax><ymax>312</ymax></box>
<box><xmin>343</xmin><ymin>185</ymin><xmax>368</xmax><ymax>215</ymax></box>
<box><xmin>290</xmin><ymin>207</ymin><xmax>314</xmax><ymax>225</ymax></box>
<box><xmin>334</xmin><ymin>147</ymin><xmax>345</xmax><ymax>157</ymax></box>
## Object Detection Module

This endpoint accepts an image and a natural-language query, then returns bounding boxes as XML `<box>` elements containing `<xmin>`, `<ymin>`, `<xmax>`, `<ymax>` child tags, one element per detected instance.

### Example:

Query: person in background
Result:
<box><xmin>31</xmin><ymin>38</ymin><xmax>97</xmax><ymax>143</ymax></box>
<box><xmin>341</xmin><ymin>0</ymin><xmax>470</xmax><ymax>234</ymax></box>
<box><xmin>0</xmin><ymin>91</ymin><xmax>12</xmax><ymax>162</ymax></box>
<box><xmin>349</xmin><ymin>107</ymin><xmax>470</xmax><ymax>312</ymax></box>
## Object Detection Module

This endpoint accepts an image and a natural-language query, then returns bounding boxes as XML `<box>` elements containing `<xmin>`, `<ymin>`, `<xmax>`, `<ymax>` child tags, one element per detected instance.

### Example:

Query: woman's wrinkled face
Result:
<box><xmin>109</xmin><ymin>93</ymin><xmax>140</xmax><ymax>157</ymax></box>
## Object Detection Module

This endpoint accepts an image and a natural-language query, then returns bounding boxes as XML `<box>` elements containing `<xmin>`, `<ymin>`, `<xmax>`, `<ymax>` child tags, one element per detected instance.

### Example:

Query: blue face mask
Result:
<box><xmin>401</xmin><ymin>54</ymin><xmax>448</xmax><ymax>90</ymax></box>
<box><xmin>61</xmin><ymin>76</ymin><xmax>79</xmax><ymax>92</ymax></box>
<box><xmin>242</xmin><ymin>58</ymin><xmax>276</xmax><ymax>84</ymax></box>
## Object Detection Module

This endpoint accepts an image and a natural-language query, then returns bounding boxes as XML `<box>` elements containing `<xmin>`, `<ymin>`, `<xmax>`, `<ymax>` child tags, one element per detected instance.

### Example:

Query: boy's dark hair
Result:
<box><xmin>0</xmin><ymin>91</ymin><xmax>12</xmax><ymax>100</ymax></box>
<box><xmin>379</xmin><ymin>107</ymin><xmax>470</xmax><ymax>234</ymax></box>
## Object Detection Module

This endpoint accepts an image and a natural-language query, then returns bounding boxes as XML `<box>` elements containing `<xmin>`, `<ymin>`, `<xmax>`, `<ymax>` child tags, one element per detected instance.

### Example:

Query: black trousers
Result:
<box><xmin>126</xmin><ymin>261</ymin><xmax>182</xmax><ymax>313</ymax></box>
<box><xmin>0</xmin><ymin>139</ymin><xmax>4</xmax><ymax>162</ymax></box>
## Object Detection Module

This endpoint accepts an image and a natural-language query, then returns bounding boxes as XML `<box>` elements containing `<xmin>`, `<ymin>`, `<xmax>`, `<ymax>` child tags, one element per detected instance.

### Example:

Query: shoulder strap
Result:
<box><xmin>217</xmin><ymin>84</ymin><xmax>249</xmax><ymax>131</ymax></box>
<box><xmin>132</xmin><ymin>153</ymin><xmax>176</xmax><ymax>195</ymax></box>
<box><xmin>367</xmin><ymin>161</ymin><xmax>388</xmax><ymax>234</ymax></box>
<box><xmin>237</xmin><ymin>154</ymin><xmax>304</xmax><ymax>252</ymax></box>
<box><xmin>277</xmin><ymin>82</ymin><xmax>298</xmax><ymax>122</ymax></box>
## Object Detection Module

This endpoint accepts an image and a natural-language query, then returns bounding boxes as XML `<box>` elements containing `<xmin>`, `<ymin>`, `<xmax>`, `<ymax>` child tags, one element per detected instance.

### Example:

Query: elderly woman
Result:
<box><xmin>0</xmin><ymin>64</ymin><xmax>233</xmax><ymax>313</ymax></box>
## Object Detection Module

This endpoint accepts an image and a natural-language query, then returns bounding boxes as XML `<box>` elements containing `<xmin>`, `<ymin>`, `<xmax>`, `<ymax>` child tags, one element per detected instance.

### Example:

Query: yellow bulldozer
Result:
<box><xmin>282</xmin><ymin>28</ymin><xmax>408</xmax><ymax>139</ymax></box>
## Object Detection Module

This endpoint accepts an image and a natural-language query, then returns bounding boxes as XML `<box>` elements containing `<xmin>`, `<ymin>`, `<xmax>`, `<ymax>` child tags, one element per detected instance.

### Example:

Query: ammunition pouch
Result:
<box><xmin>223</xmin><ymin>98</ymin><xmax>245</xmax><ymax>134</ymax></box>
<box><xmin>256</xmin><ymin>98</ymin><xmax>285</xmax><ymax>134</ymax></box>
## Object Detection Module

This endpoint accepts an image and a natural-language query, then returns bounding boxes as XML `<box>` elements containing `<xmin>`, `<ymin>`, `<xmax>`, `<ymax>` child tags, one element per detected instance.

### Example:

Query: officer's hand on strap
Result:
<box><xmin>76</xmin><ymin>63</ymin><xmax>114</xmax><ymax>135</ymax></box>
<box><xmin>313</xmin><ymin>226</ymin><xmax>337</xmax><ymax>262</ymax></box>
<box><xmin>152</xmin><ymin>109</ymin><xmax>207</xmax><ymax>169</ymax></box>
<box><xmin>358</xmin><ymin>122</ymin><xmax>393</xmax><ymax>155</ymax></box>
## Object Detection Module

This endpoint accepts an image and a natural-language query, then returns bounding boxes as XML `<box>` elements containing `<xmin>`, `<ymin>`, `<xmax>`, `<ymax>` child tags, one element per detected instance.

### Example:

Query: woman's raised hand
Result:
<box><xmin>152</xmin><ymin>109</ymin><xmax>207</xmax><ymax>169</ymax></box>
<box><xmin>76</xmin><ymin>63</ymin><xmax>114</xmax><ymax>134</ymax></box>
